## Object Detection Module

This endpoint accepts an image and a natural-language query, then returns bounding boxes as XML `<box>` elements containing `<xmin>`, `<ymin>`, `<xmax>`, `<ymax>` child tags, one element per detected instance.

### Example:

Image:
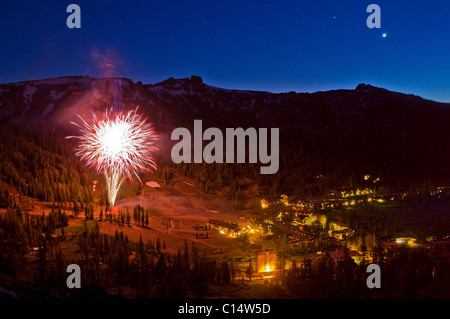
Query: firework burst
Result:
<box><xmin>67</xmin><ymin>107</ymin><xmax>159</xmax><ymax>208</ymax></box>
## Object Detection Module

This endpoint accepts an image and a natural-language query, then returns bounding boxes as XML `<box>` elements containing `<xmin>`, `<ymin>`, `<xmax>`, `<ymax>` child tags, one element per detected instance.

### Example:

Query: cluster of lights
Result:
<box><xmin>216</xmin><ymin>223</ymin><xmax>263</xmax><ymax>238</ymax></box>
<box><xmin>362</xmin><ymin>174</ymin><xmax>381</xmax><ymax>183</ymax></box>
<box><xmin>341</xmin><ymin>188</ymin><xmax>373</xmax><ymax>198</ymax></box>
<box><xmin>395</xmin><ymin>237</ymin><xmax>417</xmax><ymax>246</ymax></box>
<box><xmin>261</xmin><ymin>199</ymin><xmax>269</xmax><ymax>209</ymax></box>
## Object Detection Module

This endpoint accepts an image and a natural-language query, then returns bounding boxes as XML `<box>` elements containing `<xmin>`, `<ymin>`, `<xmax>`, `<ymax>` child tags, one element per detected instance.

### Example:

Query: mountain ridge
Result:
<box><xmin>2</xmin><ymin>75</ymin><xmax>450</xmax><ymax>191</ymax></box>
<box><xmin>1</xmin><ymin>74</ymin><xmax>445</xmax><ymax>102</ymax></box>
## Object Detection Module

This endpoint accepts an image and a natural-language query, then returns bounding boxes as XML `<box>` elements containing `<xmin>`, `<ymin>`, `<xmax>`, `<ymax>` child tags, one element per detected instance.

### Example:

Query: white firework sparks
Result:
<box><xmin>67</xmin><ymin>107</ymin><xmax>159</xmax><ymax>208</ymax></box>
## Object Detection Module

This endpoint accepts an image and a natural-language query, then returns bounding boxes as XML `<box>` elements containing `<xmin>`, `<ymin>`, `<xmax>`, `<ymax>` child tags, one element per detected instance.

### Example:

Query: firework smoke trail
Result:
<box><xmin>67</xmin><ymin>107</ymin><xmax>159</xmax><ymax>209</ymax></box>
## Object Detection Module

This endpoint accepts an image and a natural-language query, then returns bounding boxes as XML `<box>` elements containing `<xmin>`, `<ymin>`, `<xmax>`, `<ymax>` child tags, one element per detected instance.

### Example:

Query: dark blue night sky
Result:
<box><xmin>1</xmin><ymin>1</ymin><xmax>450</xmax><ymax>101</ymax></box>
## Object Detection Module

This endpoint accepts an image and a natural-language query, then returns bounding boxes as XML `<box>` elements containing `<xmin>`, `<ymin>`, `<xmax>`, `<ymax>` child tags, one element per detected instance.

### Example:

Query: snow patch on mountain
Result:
<box><xmin>23</xmin><ymin>85</ymin><xmax>37</xmax><ymax>104</ymax></box>
<box><xmin>0</xmin><ymin>88</ymin><xmax>10</xmax><ymax>96</ymax></box>
<box><xmin>50</xmin><ymin>90</ymin><xmax>65</xmax><ymax>101</ymax></box>
<box><xmin>41</xmin><ymin>103</ymin><xmax>55</xmax><ymax>118</ymax></box>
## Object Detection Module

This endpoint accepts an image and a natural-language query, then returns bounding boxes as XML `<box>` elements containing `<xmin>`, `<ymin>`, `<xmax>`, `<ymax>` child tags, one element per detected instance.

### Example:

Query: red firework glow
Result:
<box><xmin>67</xmin><ymin>107</ymin><xmax>159</xmax><ymax>208</ymax></box>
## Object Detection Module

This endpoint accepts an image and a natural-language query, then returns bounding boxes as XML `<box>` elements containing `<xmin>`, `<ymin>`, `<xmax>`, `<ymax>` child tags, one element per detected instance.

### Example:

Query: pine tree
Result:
<box><xmin>144</xmin><ymin>211</ymin><xmax>149</xmax><ymax>228</ymax></box>
<box><xmin>246</xmin><ymin>261</ymin><xmax>254</xmax><ymax>281</ymax></box>
<box><xmin>126</xmin><ymin>210</ymin><xmax>131</xmax><ymax>226</ymax></box>
<box><xmin>156</xmin><ymin>238</ymin><xmax>161</xmax><ymax>254</ymax></box>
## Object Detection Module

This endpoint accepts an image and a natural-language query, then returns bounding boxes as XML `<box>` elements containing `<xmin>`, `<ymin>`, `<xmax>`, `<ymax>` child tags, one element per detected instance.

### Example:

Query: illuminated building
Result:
<box><xmin>395</xmin><ymin>237</ymin><xmax>417</xmax><ymax>246</ymax></box>
<box><xmin>261</xmin><ymin>199</ymin><xmax>269</xmax><ymax>209</ymax></box>
<box><xmin>255</xmin><ymin>249</ymin><xmax>276</xmax><ymax>273</ymax></box>
<box><xmin>280</xmin><ymin>194</ymin><xmax>289</xmax><ymax>205</ymax></box>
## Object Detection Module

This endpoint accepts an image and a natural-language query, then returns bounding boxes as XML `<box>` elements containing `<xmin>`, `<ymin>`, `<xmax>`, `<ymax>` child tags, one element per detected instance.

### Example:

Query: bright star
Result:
<box><xmin>382</xmin><ymin>33</ymin><xmax>387</xmax><ymax>38</ymax></box>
